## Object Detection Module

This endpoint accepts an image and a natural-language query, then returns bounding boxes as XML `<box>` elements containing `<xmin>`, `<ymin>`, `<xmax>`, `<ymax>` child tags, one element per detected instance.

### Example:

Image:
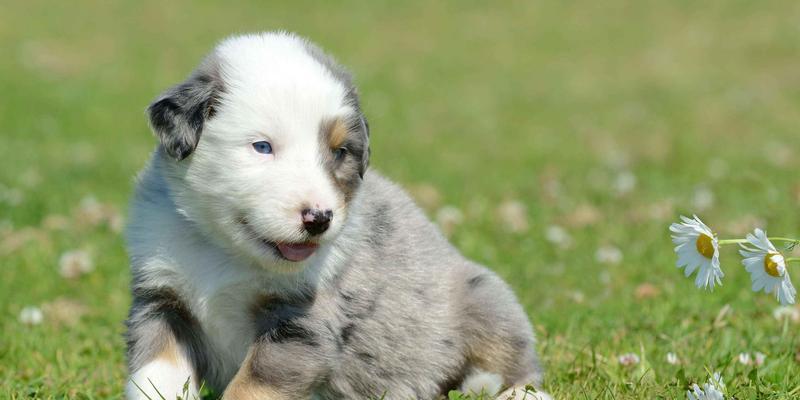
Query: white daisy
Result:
<box><xmin>687</xmin><ymin>372</ymin><xmax>725</xmax><ymax>400</ymax></box>
<box><xmin>670</xmin><ymin>215</ymin><xmax>723</xmax><ymax>289</ymax></box>
<box><xmin>739</xmin><ymin>229</ymin><xmax>796</xmax><ymax>305</ymax></box>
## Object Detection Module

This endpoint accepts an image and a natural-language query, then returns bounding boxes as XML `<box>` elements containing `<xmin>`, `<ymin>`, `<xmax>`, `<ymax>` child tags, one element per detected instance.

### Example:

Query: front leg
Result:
<box><xmin>125</xmin><ymin>289</ymin><xmax>208</xmax><ymax>400</ymax></box>
<box><xmin>221</xmin><ymin>346</ymin><xmax>291</xmax><ymax>400</ymax></box>
<box><xmin>223</xmin><ymin>297</ymin><xmax>331</xmax><ymax>400</ymax></box>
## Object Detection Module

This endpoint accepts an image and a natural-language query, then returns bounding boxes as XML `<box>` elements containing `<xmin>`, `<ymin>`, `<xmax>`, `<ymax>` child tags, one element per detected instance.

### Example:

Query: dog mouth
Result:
<box><xmin>240</xmin><ymin>217</ymin><xmax>319</xmax><ymax>262</ymax></box>
<box><xmin>272</xmin><ymin>241</ymin><xmax>319</xmax><ymax>262</ymax></box>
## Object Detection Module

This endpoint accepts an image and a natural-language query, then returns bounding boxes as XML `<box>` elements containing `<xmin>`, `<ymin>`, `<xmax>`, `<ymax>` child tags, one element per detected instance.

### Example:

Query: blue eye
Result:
<box><xmin>333</xmin><ymin>147</ymin><xmax>347</xmax><ymax>161</ymax></box>
<box><xmin>252</xmin><ymin>141</ymin><xmax>273</xmax><ymax>154</ymax></box>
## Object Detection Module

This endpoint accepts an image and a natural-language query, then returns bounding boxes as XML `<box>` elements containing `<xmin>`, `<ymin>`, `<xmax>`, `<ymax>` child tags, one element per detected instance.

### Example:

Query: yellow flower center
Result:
<box><xmin>764</xmin><ymin>253</ymin><xmax>783</xmax><ymax>277</ymax></box>
<box><xmin>695</xmin><ymin>234</ymin><xmax>715</xmax><ymax>259</ymax></box>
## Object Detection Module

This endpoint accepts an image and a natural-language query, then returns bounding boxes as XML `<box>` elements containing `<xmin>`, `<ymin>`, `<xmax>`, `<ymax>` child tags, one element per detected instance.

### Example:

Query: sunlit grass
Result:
<box><xmin>2</xmin><ymin>1</ymin><xmax>800</xmax><ymax>398</ymax></box>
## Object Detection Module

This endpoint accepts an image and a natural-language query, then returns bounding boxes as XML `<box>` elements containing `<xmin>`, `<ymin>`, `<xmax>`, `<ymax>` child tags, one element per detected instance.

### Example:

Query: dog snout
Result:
<box><xmin>302</xmin><ymin>208</ymin><xmax>333</xmax><ymax>236</ymax></box>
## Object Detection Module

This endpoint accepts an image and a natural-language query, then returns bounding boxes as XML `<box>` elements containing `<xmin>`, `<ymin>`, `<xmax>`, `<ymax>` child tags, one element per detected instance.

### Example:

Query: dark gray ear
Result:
<box><xmin>147</xmin><ymin>68</ymin><xmax>221</xmax><ymax>161</ymax></box>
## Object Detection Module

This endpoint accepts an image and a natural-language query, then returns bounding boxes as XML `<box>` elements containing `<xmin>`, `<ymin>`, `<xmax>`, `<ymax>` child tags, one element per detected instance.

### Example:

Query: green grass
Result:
<box><xmin>2</xmin><ymin>0</ymin><xmax>800</xmax><ymax>398</ymax></box>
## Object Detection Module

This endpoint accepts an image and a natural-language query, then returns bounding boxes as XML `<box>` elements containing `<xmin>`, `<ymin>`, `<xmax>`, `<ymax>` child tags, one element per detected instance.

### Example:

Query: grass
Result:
<box><xmin>2</xmin><ymin>0</ymin><xmax>800</xmax><ymax>398</ymax></box>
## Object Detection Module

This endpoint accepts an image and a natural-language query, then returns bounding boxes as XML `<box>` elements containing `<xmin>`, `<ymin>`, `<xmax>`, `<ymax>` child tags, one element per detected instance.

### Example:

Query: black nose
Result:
<box><xmin>302</xmin><ymin>208</ymin><xmax>332</xmax><ymax>236</ymax></box>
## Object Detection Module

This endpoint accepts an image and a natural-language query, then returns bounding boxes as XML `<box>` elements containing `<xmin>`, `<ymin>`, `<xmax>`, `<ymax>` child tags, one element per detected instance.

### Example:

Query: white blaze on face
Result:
<box><xmin>169</xmin><ymin>33</ymin><xmax>354</xmax><ymax>264</ymax></box>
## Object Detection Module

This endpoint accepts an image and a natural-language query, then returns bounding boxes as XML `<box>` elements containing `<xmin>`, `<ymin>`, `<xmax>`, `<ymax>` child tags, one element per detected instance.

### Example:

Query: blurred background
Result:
<box><xmin>2</xmin><ymin>1</ymin><xmax>799</xmax><ymax>397</ymax></box>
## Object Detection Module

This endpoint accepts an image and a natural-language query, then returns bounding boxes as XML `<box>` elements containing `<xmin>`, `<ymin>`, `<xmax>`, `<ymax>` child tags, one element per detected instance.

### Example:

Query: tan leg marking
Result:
<box><xmin>157</xmin><ymin>336</ymin><xmax>179</xmax><ymax>365</ymax></box>
<box><xmin>222</xmin><ymin>350</ymin><xmax>288</xmax><ymax>400</ymax></box>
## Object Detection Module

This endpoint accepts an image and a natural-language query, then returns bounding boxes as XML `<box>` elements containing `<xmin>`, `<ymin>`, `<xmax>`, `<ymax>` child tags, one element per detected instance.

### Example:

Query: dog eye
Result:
<box><xmin>333</xmin><ymin>147</ymin><xmax>347</xmax><ymax>161</ymax></box>
<box><xmin>252</xmin><ymin>141</ymin><xmax>273</xmax><ymax>154</ymax></box>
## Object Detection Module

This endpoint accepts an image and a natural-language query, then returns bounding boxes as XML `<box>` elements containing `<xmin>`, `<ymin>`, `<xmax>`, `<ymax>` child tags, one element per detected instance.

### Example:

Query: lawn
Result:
<box><xmin>2</xmin><ymin>1</ymin><xmax>800</xmax><ymax>398</ymax></box>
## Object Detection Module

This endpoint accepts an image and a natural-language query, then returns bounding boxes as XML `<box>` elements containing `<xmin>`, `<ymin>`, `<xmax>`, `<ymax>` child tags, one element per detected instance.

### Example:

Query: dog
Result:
<box><xmin>125</xmin><ymin>32</ymin><xmax>549</xmax><ymax>400</ymax></box>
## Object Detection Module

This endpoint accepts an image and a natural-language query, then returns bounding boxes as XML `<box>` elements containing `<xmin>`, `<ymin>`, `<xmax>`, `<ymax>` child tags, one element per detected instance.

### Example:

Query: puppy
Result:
<box><xmin>125</xmin><ymin>32</ymin><xmax>548</xmax><ymax>400</ymax></box>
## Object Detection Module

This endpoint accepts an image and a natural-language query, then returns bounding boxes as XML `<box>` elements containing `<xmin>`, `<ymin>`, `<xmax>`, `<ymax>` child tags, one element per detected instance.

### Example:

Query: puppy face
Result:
<box><xmin>147</xmin><ymin>33</ymin><xmax>369</xmax><ymax>270</ymax></box>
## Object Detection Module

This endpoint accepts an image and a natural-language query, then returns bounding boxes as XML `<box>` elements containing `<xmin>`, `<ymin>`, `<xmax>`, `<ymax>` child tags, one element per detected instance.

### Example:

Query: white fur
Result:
<box><xmin>163</xmin><ymin>32</ymin><xmax>354</xmax><ymax>270</ymax></box>
<box><xmin>126</xmin><ymin>354</ymin><xmax>197</xmax><ymax>400</ymax></box>
<box><xmin>460</xmin><ymin>370</ymin><xmax>552</xmax><ymax>400</ymax></box>
<box><xmin>461</xmin><ymin>370</ymin><xmax>503</xmax><ymax>397</ymax></box>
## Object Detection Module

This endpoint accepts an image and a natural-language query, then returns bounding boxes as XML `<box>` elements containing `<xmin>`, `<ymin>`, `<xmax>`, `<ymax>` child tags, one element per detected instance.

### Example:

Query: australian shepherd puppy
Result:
<box><xmin>125</xmin><ymin>32</ymin><xmax>549</xmax><ymax>400</ymax></box>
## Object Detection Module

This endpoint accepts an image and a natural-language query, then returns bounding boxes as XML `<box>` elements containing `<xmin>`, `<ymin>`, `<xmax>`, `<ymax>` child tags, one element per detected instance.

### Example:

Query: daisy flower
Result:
<box><xmin>739</xmin><ymin>229</ymin><xmax>796</xmax><ymax>305</ymax></box>
<box><xmin>687</xmin><ymin>372</ymin><xmax>725</xmax><ymax>400</ymax></box>
<box><xmin>670</xmin><ymin>215</ymin><xmax>723</xmax><ymax>289</ymax></box>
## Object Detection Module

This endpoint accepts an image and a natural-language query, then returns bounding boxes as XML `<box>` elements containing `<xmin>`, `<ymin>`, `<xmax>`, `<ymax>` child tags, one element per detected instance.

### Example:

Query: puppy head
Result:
<box><xmin>147</xmin><ymin>32</ymin><xmax>369</xmax><ymax>270</ymax></box>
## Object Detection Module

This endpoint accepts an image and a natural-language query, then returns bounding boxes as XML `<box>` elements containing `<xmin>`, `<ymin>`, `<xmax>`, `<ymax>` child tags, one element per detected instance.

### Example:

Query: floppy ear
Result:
<box><xmin>147</xmin><ymin>71</ymin><xmax>221</xmax><ymax>161</ymax></box>
<box><xmin>358</xmin><ymin>114</ymin><xmax>370</xmax><ymax>179</ymax></box>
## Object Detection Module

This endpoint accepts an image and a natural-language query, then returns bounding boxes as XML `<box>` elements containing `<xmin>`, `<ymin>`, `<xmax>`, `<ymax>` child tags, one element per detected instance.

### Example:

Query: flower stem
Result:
<box><xmin>718</xmin><ymin>239</ymin><xmax>747</xmax><ymax>245</ymax></box>
<box><xmin>717</xmin><ymin>237</ymin><xmax>800</xmax><ymax>246</ymax></box>
<box><xmin>767</xmin><ymin>237</ymin><xmax>800</xmax><ymax>243</ymax></box>
<box><xmin>786</xmin><ymin>257</ymin><xmax>800</xmax><ymax>264</ymax></box>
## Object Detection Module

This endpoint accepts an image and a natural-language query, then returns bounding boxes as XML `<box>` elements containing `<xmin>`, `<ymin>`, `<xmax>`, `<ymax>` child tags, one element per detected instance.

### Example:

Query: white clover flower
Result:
<box><xmin>496</xmin><ymin>200</ymin><xmax>529</xmax><ymax>233</ymax></box>
<box><xmin>58</xmin><ymin>249</ymin><xmax>94</xmax><ymax>279</ymax></box>
<box><xmin>77</xmin><ymin>195</ymin><xmax>105</xmax><ymax>225</ymax></box>
<box><xmin>108</xmin><ymin>212</ymin><xmax>125</xmax><ymax>233</ymax></box>
<box><xmin>19</xmin><ymin>306</ymin><xmax>43</xmax><ymax>325</ymax></box>
<box><xmin>737</xmin><ymin>352</ymin><xmax>752</xmax><ymax>365</ymax></box>
<box><xmin>569</xmin><ymin>291</ymin><xmax>585</xmax><ymax>304</ymax></box>
<box><xmin>692</xmin><ymin>186</ymin><xmax>715</xmax><ymax>212</ymax></box>
<box><xmin>617</xmin><ymin>353</ymin><xmax>640</xmax><ymax>367</ymax></box>
<box><xmin>670</xmin><ymin>215</ymin><xmax>723</xmax><ymax>290</ymax></box>
<box><xmin>435</xmin><ymin>205</ymin><xmax>463</xmax><ymax>237</ymax></box>
<box><xmin>772</xmin><ymin>306</ymin><xmax>800</xmax><ymax>323</ymax></box>
<box><xmin>613</xmin><ymin>171</ymin><xmax>636</xmax><ymax>196</ymax></box>
<box><xmin>595</xmin><ymin>245</ymin><xmax>623</xmax><ymax>265</ymax></box>
<box><xmin>687</xmin><ymin>372</ymin><xmax>725</xmax><ymax>400</ymax></box>
<box><xmin>666</xmin><ymin>352</ymin><xmax>680</xmax><ymax>365</ymax></box>
<box><xmin>739</xmin><ymin>229</ymin><xmax>796</xmax><ymax>305</ymax></box>
<box><xmin>545</xmin><ymin>225</ymin><xmax>572</xmax><ymax>249</ymax></box>
<box><xmin>754</xmin><ymin>352</ymin><xmax>766</xmax><ymax>367</ymax></box>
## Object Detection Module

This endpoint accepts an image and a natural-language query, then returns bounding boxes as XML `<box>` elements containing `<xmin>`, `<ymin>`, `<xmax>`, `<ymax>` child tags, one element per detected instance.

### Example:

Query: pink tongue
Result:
<box><xmin>276</xmin><ymin>242</ymin><xmax>318</xmax><ymax>262</ymax></box>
